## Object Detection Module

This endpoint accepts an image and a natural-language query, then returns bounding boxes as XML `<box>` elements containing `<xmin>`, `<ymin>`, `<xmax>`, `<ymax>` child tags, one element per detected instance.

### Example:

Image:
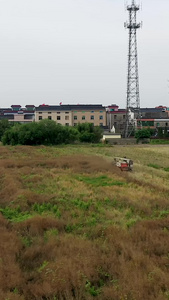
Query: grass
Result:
<box><xmin>150</xmin><ymin>139</ymin><xmax>169</xmax><ymax>144</ymax></box>
<box><xmin>76</xmin><ymin>175</ymin><xmax>126</xmax><ymax>187</ymax></box>
<box><xmin>0</xmin><ymin>144</ymin><xmax>169</xmax><ymax>299</ymax></box>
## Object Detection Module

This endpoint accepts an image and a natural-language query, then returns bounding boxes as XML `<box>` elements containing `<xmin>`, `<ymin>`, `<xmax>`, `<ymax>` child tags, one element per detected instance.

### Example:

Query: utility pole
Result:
<box><xmin>124</xmin><ymin>0</ymin><xmax>142</xmax><ymax>137</ymax></box>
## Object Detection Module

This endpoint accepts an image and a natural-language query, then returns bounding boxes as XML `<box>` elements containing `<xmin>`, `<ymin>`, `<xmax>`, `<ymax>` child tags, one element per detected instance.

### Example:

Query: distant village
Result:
<box><xmin>0</xmin><ymin>103</ymin><xmax>169</xmax><ymax>135</ymax></box>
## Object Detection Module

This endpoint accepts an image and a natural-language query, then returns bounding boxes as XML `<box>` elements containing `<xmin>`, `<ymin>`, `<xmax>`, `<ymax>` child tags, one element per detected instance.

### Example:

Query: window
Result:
<box><xmin>100</xmin><ymin>123</ymin><xmax>103</xmax><ymax>126</ymax></box>
<box><xmin>48</xmin><ymin>116</ymin><xmax>52</xmax><ymax>120</ymax></box>
<box><xmin>91</xmin><ymin>115</ymin><xmax>94</xmax><ymax>120</ymax></box>
<box><xmin>57</xmin><ymin>112</ymin><xmax>60</xmax><ymax>114</ymax></box>
<box><xmin>100</xmin><ymin>110</ymin><xmax>103</xmax><ymax>113</ymax></box>
<box><xmin>114</xmin><ymin>115</ymin><xmax>117</xmax><ymax>119</ymax></box>
<box><xmin>142</xmin><ymin>121</ymin><xmax>154</xmax><ymax>127</ymax></box>
<box><xmin>65</xmin><ymin>112</ymin><xmax>69</xmax><ymax>114</ymax></box>
<box><xmin>74</xmin><ymin>123</ymin><xmax>77</xmax><ymax>126</ymax></box>
<box><xmin>82</xmin><ymin>111</ymin><xmax>86</xmax><ymax>113</ymax></box>
<box><xmin>166</xmin><ymin>123</ymin><xmax>168</xmax><ymax>126</ymax></box>
<box><xmin>99</xmin><ymin>115</ymin><xmax>103</xmax><ymax>120</ymax></box>
<box><xmin>114</xmin><ymin>122</ymin><xmax>117</xmax><ymax>127</ymax></box>
<box><xmin>123</xmin><ymin>115</ymin><xmax>126</xmax><ymax>119</ymax></box>
<box><xmin>82</xmin><ymin>116</ymin><xmax>85</xmax><ymax>120</ymax></box>
<box><xmin>38</xmin><ymin>112</ymin><xmax>42</xmax><ymax>114</ymax></box>
<box><xmin>65</xmin><ymin>123</ymin><xmax>69</xmax><ymax>126</ymax></box>
<box><xmin>91</xmin><ymin>110</ymin><xmax>94</xmax><ymax>113</ymax></box>
<box><xmin>57</xmin><ymin>116</ymin><xmax>61</xmax><ymax>120</ymax></box>
<box><xmin>74</xmin><ymin>116</ymin><xmax>77</xmax><ymax>120</ymax></box>
<box><xmin>65</xmin><ymin>116</ymin><xmax>69</xmax><ymax>120</ymax></box>
<box><xmin>48</xmin><ymin>112</ymin><xmax>51</xmax><ymax>114</ymax></box>
<box><xmin>39</xmin><ymin>116</ymin><xmax>42</xmax><ymax>120</ymax></box>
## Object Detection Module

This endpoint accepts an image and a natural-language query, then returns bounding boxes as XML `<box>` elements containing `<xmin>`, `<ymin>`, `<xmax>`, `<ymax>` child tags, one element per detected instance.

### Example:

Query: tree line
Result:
<box><xmin>0</xmin><ymin>119</ymin><xmax>103</xmax><ymax>145</ymax></box>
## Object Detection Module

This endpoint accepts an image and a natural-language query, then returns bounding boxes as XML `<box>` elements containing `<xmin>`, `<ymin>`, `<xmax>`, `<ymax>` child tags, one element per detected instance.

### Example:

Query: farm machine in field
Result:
<box><xmin>114</xmin><ymin>157</ymin><xmax>133</xmax><ymax>171</ymax></box>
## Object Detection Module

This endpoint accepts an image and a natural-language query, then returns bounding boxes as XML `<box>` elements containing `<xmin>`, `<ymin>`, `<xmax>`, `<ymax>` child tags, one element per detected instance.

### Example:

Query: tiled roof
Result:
<box><xmin>140</xmin><ymin>108</ymin><xmax>166</xmax><ymax>112</ymax></box>
<box><xmin>35</xmin><ymin>104</ymin><xmax>105</xmax><ymax>111</ymax></box>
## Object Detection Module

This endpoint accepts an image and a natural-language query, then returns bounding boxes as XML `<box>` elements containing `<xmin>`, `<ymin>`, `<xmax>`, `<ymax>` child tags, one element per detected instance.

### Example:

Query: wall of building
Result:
<box><xmin>35</xmin><ymin>110</ymin><xmax>73</xmax><ymax>126</ymax></box>
<box><xmin>35</xmin><ymin>106</ymin><xmax>106</xmax><ymax>127</ymax></box>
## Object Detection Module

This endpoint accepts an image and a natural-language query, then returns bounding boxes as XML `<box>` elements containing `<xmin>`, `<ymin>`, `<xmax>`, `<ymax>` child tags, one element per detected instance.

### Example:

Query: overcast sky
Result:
<box><xmin>0</xmin><ymin>0</ymin><xmax>169</xmax><ymax>108</ymax></box>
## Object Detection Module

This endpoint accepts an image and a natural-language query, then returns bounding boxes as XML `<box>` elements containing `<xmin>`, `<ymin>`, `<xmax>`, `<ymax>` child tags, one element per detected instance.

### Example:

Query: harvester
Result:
<box><xmin>114</xmin><ymin>157</ymin><xmax>133</xmax><ymax>171</ymax></box>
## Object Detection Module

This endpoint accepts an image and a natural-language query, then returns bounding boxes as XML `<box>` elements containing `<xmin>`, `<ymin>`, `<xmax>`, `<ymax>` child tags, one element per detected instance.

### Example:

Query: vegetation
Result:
<box><xmin>150</xmin><ymin>139</ymin><xmax>169</xmax><ymax>145</ymax></box>
<box><xmin>0</xmin><ymin>144</ymin><xmax>169</xmax><ymax>299</ymax></box>
<box><xmin>134</xmin><ymin>128</ymin><xmax>152</xmax><ymax>142</ymax></box>
<box><xmin>0</xmin><ymin>119</ymin><xmax>14</xmax><ymax>140</ymax></box>
<box><xmin>2</xmin><ymin>120</ymin><xmax>103</xmax><ymax>145</ymax></box>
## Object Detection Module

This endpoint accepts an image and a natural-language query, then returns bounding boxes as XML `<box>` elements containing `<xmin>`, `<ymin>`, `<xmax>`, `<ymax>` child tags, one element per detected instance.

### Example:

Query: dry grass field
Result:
<box><xmin>0</xmin><ymin>144</ymin><xmax>169</xmax><ymax>300</ymax></box>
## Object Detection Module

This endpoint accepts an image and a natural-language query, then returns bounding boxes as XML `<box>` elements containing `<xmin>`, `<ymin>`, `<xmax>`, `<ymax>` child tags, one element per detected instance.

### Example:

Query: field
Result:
<box><xmin>0</xmin><ymin>144</ymin><xmax>169</xmax><ymax>300</ymax></box>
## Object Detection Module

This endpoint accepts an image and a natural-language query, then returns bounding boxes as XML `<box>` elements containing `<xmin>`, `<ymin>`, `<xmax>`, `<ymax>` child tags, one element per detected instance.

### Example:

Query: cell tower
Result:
<box><xmin>124</xmin><ymin>0</ymin><xmax>142</xmax><ymax>137</ymax></box>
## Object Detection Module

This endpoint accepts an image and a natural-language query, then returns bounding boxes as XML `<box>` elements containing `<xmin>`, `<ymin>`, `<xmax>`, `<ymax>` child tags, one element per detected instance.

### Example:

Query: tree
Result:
<box><xmin>135</xmin><ymin>128</ymin><xmax>151</xmax><ymax>143</ymax></box>
<box><xmin>0</xmin><ymin>120</ymin><xmax>12</xmax><ymax>141</ymax></box>
<box><xmin>76</xmin><ymin>123</ymin><xmax>103</xmax><ymax>143</ymax></box>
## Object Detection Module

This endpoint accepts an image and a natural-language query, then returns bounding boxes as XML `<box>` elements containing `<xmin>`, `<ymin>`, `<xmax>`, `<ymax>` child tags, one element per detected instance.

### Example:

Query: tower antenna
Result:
<box><xmin>124</xmin><ymin>0</ymin><xmax>142</xmax><ymax>137</ymax></box>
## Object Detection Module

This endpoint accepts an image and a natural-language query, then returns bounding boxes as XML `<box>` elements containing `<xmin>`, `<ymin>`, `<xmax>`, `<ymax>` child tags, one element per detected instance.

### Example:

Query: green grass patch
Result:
<box><xmin>72</xmin><ymin>199</ymin><xmax>91</xmax><ymax>211</ymax></box>
<box><xmin>32</xmin><ymin>203</ymin><xmax>61</xmax><ymax>218</ymax></box>
<box><xmin>159</xmin><ymin>210</ymin><xmax>169</xmax><ymax>218</ymax></box>
<box><xmin>148</xmin><ymin>163</ymin><xmax>161</xmax><ymax>169</ymax></box>
<box><xmin>76</xmin><ymin>175</ymin><xmax>126</xmax><ymax>187</ymax></box>
<box><xmin>0</xmin><ymin>206</ymin><xmax>31</xmax><ymax>222</ymax></box>
<box><xmin>150</xmin><ymin>139</ymin><xmax>169</xmax><ymax>144</ymax></box>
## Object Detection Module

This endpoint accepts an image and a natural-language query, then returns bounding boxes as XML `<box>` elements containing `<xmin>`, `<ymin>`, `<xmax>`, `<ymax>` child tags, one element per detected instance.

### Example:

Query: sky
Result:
<box><xmin>0</xmin><ymin>0</ymin><xmax>169</xmax><ymax>108</ymax></box>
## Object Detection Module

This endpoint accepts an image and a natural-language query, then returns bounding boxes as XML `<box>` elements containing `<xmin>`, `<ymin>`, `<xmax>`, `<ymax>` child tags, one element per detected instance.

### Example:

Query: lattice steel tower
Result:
<box><xmin>124</xmin><ymin>0</ymin><xmax>142</xmax><ymax>137</ymax></box>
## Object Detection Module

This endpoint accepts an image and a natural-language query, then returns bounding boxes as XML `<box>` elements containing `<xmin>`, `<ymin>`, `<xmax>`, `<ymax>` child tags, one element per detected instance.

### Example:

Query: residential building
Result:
<box><xmin>0</xmin><ymin>105</ymin><xmax>35</xmax><ymax>123</ymax></box>
<box><xmin>35</xmin><ymin>104</ymin><xmax>107</xmax><ymax>127</ymax></box>
<box><xmin>107</xmin><ymin>104</ymin><xmax>126</xmax><ymax>134</ymax></box>
<box><xmin>137</xmin><ymin>106</ymin><xmax>169</xmax><ymax>130</ymax></box>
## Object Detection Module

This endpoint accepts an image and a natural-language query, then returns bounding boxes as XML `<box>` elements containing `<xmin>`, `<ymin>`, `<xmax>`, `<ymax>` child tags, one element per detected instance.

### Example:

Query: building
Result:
<box><xmin>35</xmin><ymin>104</ymin><xmax>107</xmax><ymax>127</ymax></box>
<box><xmin>0</xmin><ymin>105</ymin><xmax>35</xmax><ymax>123</ymax></box>
<box><xmin>107</xmin><ymin>104</ymin><xmax>127</xmax><ymax>134</ymax></box>
<box><xmin>137</xmin><ymin>106</ymin><xmax>169</xmax><ymax>130</ymax></box>
<box><xmin>106</xmin><ymin>105</ymin><xmax>169</xmax><ymax>134</ymax></box>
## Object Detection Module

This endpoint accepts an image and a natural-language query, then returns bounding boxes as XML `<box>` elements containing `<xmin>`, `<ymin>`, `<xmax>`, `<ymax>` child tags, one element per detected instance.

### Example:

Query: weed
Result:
<box><xmin>38</xmin><ymin>260</ymin><xmax>49</xmax><ymax>273</ymax></box>
<box><xmin>44</xmin><ymin>228</ymin><xmax>59</xmax><ymax>241</ymax></box>
<box><xmin>21</xmin><ymin>236</ymin><xmax>32</xmax><ymax>247</ymax></box>
<box><xmin>32</xmin><ymin>203</ymin><xmax>61</xmax><ymax>218</ymax></box>
<box><xmin>85</xmin><ymin>280</ymin><xmax>100</xmax><ymax>296</ymax></box>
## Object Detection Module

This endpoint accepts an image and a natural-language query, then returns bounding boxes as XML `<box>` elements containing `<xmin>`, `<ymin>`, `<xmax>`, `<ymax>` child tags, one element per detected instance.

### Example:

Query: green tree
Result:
<box><xmin>0</xmin><ymin>119</ymin><xmax>12</xmax><ymax>141</ymax></box>
<box><xmin>77</xmin><ymin>123</ymin><xmax>103</xmax><ymax>143</ymax></box>
<box><xmin>135</xmin><ymin>128</ymin><xmax>151</xmax><ymax>143</ymax></box>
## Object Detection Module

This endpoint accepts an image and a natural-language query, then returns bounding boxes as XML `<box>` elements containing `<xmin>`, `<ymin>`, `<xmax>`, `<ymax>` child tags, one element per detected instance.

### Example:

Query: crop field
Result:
<box><xmin>0</xmin><ymin>144</ymin><xmax>169</xmax><ymax>300</ymax></box>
